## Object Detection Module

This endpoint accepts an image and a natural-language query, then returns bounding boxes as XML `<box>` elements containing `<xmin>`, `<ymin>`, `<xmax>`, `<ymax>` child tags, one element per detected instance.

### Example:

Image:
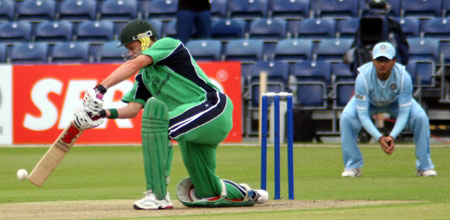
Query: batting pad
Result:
<box><xmin>141</xmin><ymin>98</ymin><xmax>171</xmax><ymax>200</ymax></box>
<box><xmin>176</xmin><ymin>178</ymin><xmax>255</xmax><ymax>207</ymax></box>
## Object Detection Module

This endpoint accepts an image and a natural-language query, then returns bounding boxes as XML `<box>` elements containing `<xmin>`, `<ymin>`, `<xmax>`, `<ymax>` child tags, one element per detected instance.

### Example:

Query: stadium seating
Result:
<box><xmin>317</xmin><ymin>0</ymin><xmax>359</xmax><ymax>18</ymax></box>
<box><xmin>421</xmin><ymin>18</ymin><xmax>450</xmax><ymax>40</ymax></box>
<box><xmin>163</xmin><ymin>20</ymin><xmax>179</xmax><ymax>38</ymax></box>
<box><xmin>147</xmin><ymin>0</ymin><xmax>178</xmax><ymax>20</ymax></box>
<box><xmin>400</xmin><ymin>0</ymin><xmax>442</xmax><ymax>18</ymax></box>
<box><xmin>407</xmin><ymin>59</ymin><xmax>435</xmax><ymax>86</ymax></box>
<box><xmin>394</xmin><ymin>17</ymin><xmax>421</xmax><ymax>37</ymax></box>
<box><xmin>315</xmin><ymin>38</ymin><xmax>353</xmax><ymax>63</ymax></box>
<box><xmin>57</xmin><ymin>0</ymin><xmax>97</xmax><ymax>21</ymax></box>
<box><xmin>99</xmin><ymin>0</ymin><xmax>138</xmax><ymax>21</ymax></box>
<box><xmin>75</xmin><ymin>21</ymin><xmax>115</xmax><ymax>42</ymax></box>
<box><xmin>0</xmin><ymin>43</ymin><xmax>6</xmax><ymax>62</ymax></box>
<box><xmin>441</xmin><ymin>41</ymin><xmax>450</xmax><ymax>65</ymax></box>
<box><xmin>50</xmin><ymin>42</ymin><xmax>90</xmax><ymax>63</ymax></box>
<box><xmin>273</xmin><ymin>39</ymin><xmax>313</xmax><ymax>62</ymax></box>
<box><xmin>210</xmin><ymin>0</ymin><xmax>227</xmax><ymax>18</ymax></box>
<box><xmin>186</xmin><ymin>39</ymin><xmax>222</xmax><ymax>61</ymax></box>
<box><xmin>224</xmin><ymin>39</ymin><xmax>263</xmax><ymax>62</ymax></box>
<box><xmin>229</xmin><ymin>0</ymin><xmax>269</xmax><ymax>19</ymax></box>
<box><xmin>444</xmin><ymin>0</ymin><xmax>450</xmax><ymax>17</ymax></box>
<box><xmin>211</xmin><ymin>19</ymin><xmax>246</xmax><ymax>40</ymax></box>
<box><xmin>34</xmin><ymin>21</ymin><xmax>73</xmax><ymax>42</ymax></box>
<box><xmin>291</xmin><ymin>60</ymin><xmax>332</xmax><ymax>85</ymax></box>
<box><xmin>331</xmin><ymin>62</ymin><xmax>354</xmax><ymax>82</ymax></box>
<box><xmin>0</xmin><ymin>21</ymin><xmax>32</xmax><ymax>43</ymax></box>
<box><xmin>295</xmin><ymin>82</ymin><xmax>328</xmax><ymax>109</ymax></box>
<box><xmin>16</xmin><ymin>0</ymin><xmax>56</xmax><ymax>21</ymax></box>
<box><xmin>249</xmin><ymin>18</ymin><xmax>287</xmax><ymax>41</ymax></box>
<box><xmin>333</xmin><ymin>82</ymin><xmax>354</xmax><ymax>109</ymax></box>
<box><xmin>96</xmin><ymin>41</ymin><xmax>127</xmax><ymax>63</ymax></box>
<box><xmin>337</xmin><ymin>18</ymin><xmax>360</xmax><ymax>38</ymax></box>
<box><xmin>10</xmin><ymin>42</ymin><xmax>48</xmax><ymax>63</ymax></box>
<box><xmin>148</xmin><ymin>19</ymin><xmax>164</xmax><ymax>38</ymax></box>
<box><xmin>0</xmin><ymin>0</ymin><xmax>15</xmax><ymax>21</ymax></box>
<box><xmin>407</xmin><ymin>37</ymin><xmax>440</xmax><ymax>62</ymax></box>
<box><xmin>271</xmin><ymin>0</ymin><xmax>310</xmax><ymax>19</ymax></box>
<box><xmin>298</xmin><ymin>18</ymin><xmax>337</xmax><ymax>40</ymax></box>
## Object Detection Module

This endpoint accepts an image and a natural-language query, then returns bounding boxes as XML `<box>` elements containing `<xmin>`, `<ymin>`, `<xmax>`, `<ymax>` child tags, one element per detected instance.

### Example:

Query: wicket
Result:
<box><xmin>260</xmin><ymin>92</ymin><xmax>294</xmax><ymax>200</ymax></box>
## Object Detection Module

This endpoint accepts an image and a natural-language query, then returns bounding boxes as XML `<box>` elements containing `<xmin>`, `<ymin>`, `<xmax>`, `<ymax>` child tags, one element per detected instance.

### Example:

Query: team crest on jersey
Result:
<box><xmin>390</xmin><ymin>84</ymin><xmax>397</xmax><ymax>90</ymax></box>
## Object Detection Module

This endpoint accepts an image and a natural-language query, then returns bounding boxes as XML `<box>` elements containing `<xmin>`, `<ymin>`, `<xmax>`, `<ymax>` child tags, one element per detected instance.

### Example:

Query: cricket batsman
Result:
<box><xmin>74</xmin><ymin>20</ymin><xmax>268</xmax><ymax>209</ymax></box>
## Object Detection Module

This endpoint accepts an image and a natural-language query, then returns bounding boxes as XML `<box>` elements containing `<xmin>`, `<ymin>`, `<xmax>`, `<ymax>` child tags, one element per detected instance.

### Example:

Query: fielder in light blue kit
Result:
<box><xmin>340</xmin><ymin>42</ymin><xmax>437</xmax><ymax>178</ymax></box>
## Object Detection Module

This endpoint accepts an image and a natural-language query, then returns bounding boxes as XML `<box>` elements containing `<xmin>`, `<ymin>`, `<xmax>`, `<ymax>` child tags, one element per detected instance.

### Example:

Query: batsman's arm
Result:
<box><xmin>101</xmin><ymin>55</ymin><xmax>152</xmax><ymax>89</ymax></box>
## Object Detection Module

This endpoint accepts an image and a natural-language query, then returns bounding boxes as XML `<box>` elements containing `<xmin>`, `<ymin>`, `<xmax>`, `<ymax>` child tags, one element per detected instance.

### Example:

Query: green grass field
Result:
<box><xmin>1</xmin><ymin>144</ymin><xmax>449</xmax><ymax>219</ymax></box>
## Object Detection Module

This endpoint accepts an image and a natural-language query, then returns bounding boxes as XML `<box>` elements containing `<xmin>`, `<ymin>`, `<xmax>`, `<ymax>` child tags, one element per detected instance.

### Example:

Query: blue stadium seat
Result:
<box><xmin>360</xmin><ymin>0</ymin><xmax>401</xmax><ymax>17</ymax></box>
<box><xmin>96</xmin><ymin>41</ymin><xmax>127</xmax><ymax>63</ymax></box>
<box><xmin>57</xmin><ymin>0</ymin><xmax>97</xmax><ymax>21</ymax></box>
<box><xmin>210</xmin><ymin>0</ymin><xmax>227</xmax><ymax>18</ymax></box>
<box><xmin>95</xmin><ymin>41</ymin><xmax>127</xmax><ymax>63</ymax></box>
<box><xmin>99</xmin><ymin>0</ymin><xmax>138</xmax><ymax>21</ymax></box>
<box><xmin>421</xmin><ymin>18</ymin><xmax>450</xmax><ymax>40</ymax></box>
<box><xmin>76</xmin><ymin>21</ymin><xmax>115</xmax><ymax>42</ymax></box>
<box><xmin>0</xmin><ymin>0</ymin><xmax>15</xmax><ymax>21</ymax></box>
<box><xmin>0</xmin><ymin>43</ymin><xmax>6</xmax><ymax>62</ymax></box>
<box><xmin>271</xmin><ymin>0</ymin><xmax>310</xmax><ymax>19</ymax></box>
<box><xmin>163</xmin><ymin>20</ymin><xmax>181</xmax><ymax>38</ymax></box>
<box><xmin>186</xmin><ymin>39</ymin><xmax>222</xmax><ymax>61</ymax></box>
<box><xmin>318</xmin><ymin>0</ymin><xmax>359</xmax><ymax>18</ymax></box>
<box><xmin>16</xmin><ymin>0</ymin><xmax>56</xmax><ymax>21</ymax></box>
<box><xmin>407</xmin><ymin>59</ymin><xmax>435</xmax><ymax>86</ymax></box>
<box><xmin>445</xmin><ymin>0</ymin><xmax>450</xmax><ymax>17</ymax></box>
<box><xmin>401</xmin><ymin>0</ymin><xmax>442</xmax><ymax>18</ymax></box>
<box><xmin>34</xmin><ymin>21</ymin><xmax>73</xmax><ymax>43</ymax></box>
<box><xmin>211</xmin><ymin>19</ymin><xmax>246</xmax><ymax>40</ymax></box>
<box><xmin>315</xmin><ymin>38</ymin><xmax>353</xmax><ymax>63</ymax></box>
<box><xmin>441</xmin><ymin>41</ymin><xmax>450</xmax><ymax>65</ymax></box>
<box><xmin>229</xmin><ymin>0</ymin><xmax>268</xmax><ymax>19</ymax></box>
<box><xmin>298</xmin><ymin>18</ymin><xmax>336</xmax><ymax>40</ymax></box>
<box><xmin>291</xmin><ymin>60</ymin><xmax>332</xmax><ymax>85</ymax></box>
<box><xmin>249</xmin><ymin>18</ymin><xmax>287</xmax><ymax>41</ymax></box>
<box><xmin>394</xmin><ymin>17</ymin><xmax>421</xmax><ymax>37</ymax></box>
<box><xmin>334</xmin><ymin>82</ymin><xmax>354</xmax><ymax>108</ymax></box>
<box><xmin>148</xmin><ymin>19</ymin><xmax>164</xmax><ymax>38</ymax></box>
<box><xmin>147</xmin><ymin>0</ymin><xmax>178</xmax><ymax>20</ymax></box>
<box><xmin>296</xmin><ymin>83</ymin><xmax>328</xmax><ymax>108</ymax></box>
<box><xmin>338</xmin><ymin>18</ymin><xmax>359</xmax><ymax>38</ymax></box>
<box><xmin>248</xmin><ymin>60</ymin><xmax>290</xmax><ymax>107</ymax></box>
<box><xmin>0</xmin><ymin>21</ymin><xmax>32</xmax><ymax>43</ymax></box>
<box><xmin>224</xmin><ymin>39</ymin><xmax>263</xmax><ymax>63</ymax></box>
<box><xmin>407</xmin><ymin>37</ymin><xmax>439</xmax><ymax>62</ymax></box>
<box><xmin>10</xmin><ymin>42</ymin><xmax>48</xmax><ymax>63</ymax></box>
<box><xmin>50</xmin><ymin>42</ymin><xmax>90</xmax><ymax>63</ymax></box>
<box><xmin>332</xmin><ymin>62</ymin><xmax>354</xmax><ymax>82</ymax></box>
<box><xmin>273</xmin><ymin>39</ymin><xmax>313</xmax><ymax>62</ymax></box>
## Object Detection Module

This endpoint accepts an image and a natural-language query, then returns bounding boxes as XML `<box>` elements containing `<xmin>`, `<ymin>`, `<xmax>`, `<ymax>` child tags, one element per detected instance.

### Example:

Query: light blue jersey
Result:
<box><xmin>354</xmin><ymin>62</ymin><xmax>412</xmax><ymax>140</ymax></box>
<box><xmin>340</xmin><ymin>62</ymin><xmax>434</xmax><ymax>171</ymax></box>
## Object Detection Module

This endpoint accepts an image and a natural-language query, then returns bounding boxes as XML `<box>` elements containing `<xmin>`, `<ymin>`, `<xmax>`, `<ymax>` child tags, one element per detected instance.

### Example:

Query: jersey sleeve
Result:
<box><xmin>355</xmin><ymin>74</ymin><xmax>383</xmax><ymax>141</ymax></box>
<box><xmin>141</xmin><ymin>38</ymin><xmax>182</xmax><ymax>64</ymax></box>
<box><xmin>121</xmin><ymin>73</ymin><xmax>152</xmax><ymax>106</ymax></box>
<box><xmin>389</xmin><ymin>70</ymin><xmax>413</xmax><ymax>139</ymax></box>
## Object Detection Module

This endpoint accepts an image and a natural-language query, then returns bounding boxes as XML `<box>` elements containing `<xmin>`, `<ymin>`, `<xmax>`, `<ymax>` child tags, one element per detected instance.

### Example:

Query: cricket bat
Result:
<box><xmin>28</xmin><ymin>121</ymin><xmax>84</xmax><ymax>187</ymax></box>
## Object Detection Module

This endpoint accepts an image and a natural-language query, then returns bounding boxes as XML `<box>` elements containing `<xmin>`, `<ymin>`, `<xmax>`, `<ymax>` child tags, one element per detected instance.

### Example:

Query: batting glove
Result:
<box><xmin>74</xmin><ymin>109</ymin><xmax>104</xmax><ymax>130</ymax></box>
<box><xmin>83</xmin><ymin>84</ymin><xmax>107</xmax><ymax>117</ymax></box>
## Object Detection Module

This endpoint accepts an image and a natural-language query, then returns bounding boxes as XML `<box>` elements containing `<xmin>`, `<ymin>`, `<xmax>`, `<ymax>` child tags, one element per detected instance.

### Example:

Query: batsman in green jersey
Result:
<box><xmin>77</xmin><ymin>20</ymin><xmax>268</xmax><ymax>210</ymax></box>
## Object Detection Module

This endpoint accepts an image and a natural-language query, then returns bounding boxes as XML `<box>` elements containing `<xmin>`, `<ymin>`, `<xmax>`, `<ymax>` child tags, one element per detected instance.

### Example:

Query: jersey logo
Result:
<box><xmin>355</xmin><ymin>94</ymin><xmax>366</xmax><ymax>100</ymax></box>
<box><xmin>389</xmin><ymin>84</ymin><xmax>397</xmax><ymax>90</ymax></box>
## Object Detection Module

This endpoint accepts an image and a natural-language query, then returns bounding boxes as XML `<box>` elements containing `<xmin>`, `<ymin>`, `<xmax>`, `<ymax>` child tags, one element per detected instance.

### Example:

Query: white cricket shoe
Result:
<box><xmin>240</xmin><ymin>183</ymin><xmax>269</xmax><ymax>204</ymax></box>
<box><xmin>341</xmin><ymin>168</ymin><xmax>361</xmax><ymax>178</ymax></box>
<box><xmin>417</xmin><ymin>169</ymin><xmax>437</xmax><ymax>177</ymax></box>
<box><xmin>133</xmin><ymin>191</ymin><xmax>173</xmax><ymax>210</ymax></box>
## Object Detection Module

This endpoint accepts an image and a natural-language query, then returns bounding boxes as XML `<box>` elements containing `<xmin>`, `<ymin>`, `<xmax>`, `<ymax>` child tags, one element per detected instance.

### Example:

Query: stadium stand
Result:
<box><xmin>57</xmin><ymin>0</ymin><xmax>97</xmax><ymax>21</ymax></box>
<box><xmin>317</xmin><ymin>0</ymin><xmax>359</xmax><ymax>18</ymax></box>
<box><xmin>0</xmin><ymin>21</ymin><xmax>32</xmax><ymax>43</ymax></box>
<box><xmin>297</xmin><ymin>18</ymin><xmax>336</xmax><ymax>40</ymax></box>
<box><xmin>211</xmin><ymin>19</ymin><xmax>246</xmax><ymax>40</ymax></box>
<box><xmin>229</xmin><ymin>0</ymin><xmax>269</xmax><ymax>20</ymax></box>
<box><xmin>0</xmin><ymin>0</ymin><xmax>15</xmax><ymax>22</ymax></box>
<box><xmin>186</xmin><ymin>39</ymin><xmax>222</xmax><ymax>61</ymax></box>
<box><xmin>315</xmin><ymin>38</ymin><xmax>353</xmax><ymax>63</ymax></box>
<box><xmin>75</xmin><ymin>21</ymin><xmax>115</xmax><ymax>42</ymax></box>
<box><xmin>0</xmin><ymin>43</ymin><xmax>6</xmax><ymax>62</ymax></box>
<box><xmin>394</xmin><ymin>17</ymin><xmax>421</xmax><ymax>38</ymax></box>
<box><xmin>421</xmin><ymin>17</ymin><xmax>450</xmax><ymax>40</ymax></box>
<box><xmin>337</xmin><ymin>17</ymin><xmax>360</xmax><ymax>38</ymax></box>
<box><xmin>50</xmin><ymin>41</ymin><xmax>90</xmax><ymax>63</ymax></box>
<box><xmin>271</xmin><ymin>0</ymin><xmax>310</xmax><ymax>19</ymax></box>
<box><xmin>224</xmin><ymin>39</ymin><xmax>263</xmax><ymax>62</ymax></box>
<box><xmin>16</xmin><ymin>0</ymin><xmax>56</xmax><ymax>21</ymax></box>
<box><xmin>163</xmin><ymin>20</ymin><xmax>179</xmax><ymax>38</ymax></box>
<box><xmin>407</xmin><ymin>37</ymin><xmax>440</xmax><ymax>62</ymax></box>
<box><xmin>10</xmin><ymin>42</ymin><xmax>48</xmax><ymax>63</ymax></box>
<box><xmin>249</xmin><ymin>18</ymin><xmax>287</xmax><ymax>41</ymax></box>
<box><xmin>210</xmin><ymin>0</ymin><xmax>227</xmax><ymax>18</ymax></box>
<box><xmin>34</xmin><ymin>21</ymin><xmax>74</xmax><ymax>42</ymax></box>
<box><xmin>96</xmin><ymin>41</ymin><xmax>127</xmax><ymax>63</ymax></box>
<box><xmin>146</xmin><ymin>0</ymin><xmax>178</xmax><ymax>20</ymax></box>
<box><xmin>400</xmin><ymin>0</ymin><xmax>442</xmax><ymax>18</ymax></box>
<box><xmin>99</xmin><ymin>0</ymin><xmax>138</xmax><ymax>21</ymax></box>
<box><xmin>273</xmin><ymin>39</ymin><xmax>313</xmax><ymax>62</ymax></box>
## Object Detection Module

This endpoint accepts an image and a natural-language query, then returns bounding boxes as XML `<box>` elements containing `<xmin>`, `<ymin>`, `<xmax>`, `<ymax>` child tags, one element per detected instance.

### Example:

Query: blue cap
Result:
<box><xmin>372</xmin><ymin>42</ymin><xmax>396</xmax><ymax>60</ymax></box>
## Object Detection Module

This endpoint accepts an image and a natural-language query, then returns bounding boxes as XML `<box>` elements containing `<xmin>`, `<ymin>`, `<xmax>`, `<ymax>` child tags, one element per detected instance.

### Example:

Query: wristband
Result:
<box><xmin>95</xmin><ymin>84</ymin><xmax>107</xmax><ymax>95</ymax></box>
<box><xmin>99</xmin><ymin>109</ymin><xmax>107</xmax><ymax>118</ymax></box>
<box><xmin>108</xmin><ymin>108</ymin><xmax>118</xmax><ymax>119</ymax></box>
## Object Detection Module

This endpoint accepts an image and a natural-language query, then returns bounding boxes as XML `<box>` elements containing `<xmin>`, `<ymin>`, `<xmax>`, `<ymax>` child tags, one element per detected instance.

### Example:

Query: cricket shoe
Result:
<box><xmin>417</xmin><ymin>169</ymin><xmax>437</xmax><ymax>177</ymax></box>
<box><xmin>341</xmin><ymin>168</ymin><xmax>361</xmax><ymax>178</ymax></box>
<box><xmin>240</xmin><ymin>183</ymin><xmax>269</xmax><ymax>204</ymax></box>
<box><xmin>133</xmin><ymin>191</ymin><xmax>173</xmax><ymax>210</ymax></box>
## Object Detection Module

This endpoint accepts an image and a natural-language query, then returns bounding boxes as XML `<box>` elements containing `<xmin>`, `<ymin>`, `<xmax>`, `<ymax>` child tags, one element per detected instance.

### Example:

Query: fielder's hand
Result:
<box><xmin>74</xmin><ymin>109</ymin><xmax>104</xmax><ymax>130</ymax></box>
<box><xmin>379</xmin><ymin>135</ymin><xmax>395</xmax><ymax>155</ymax></box>
<box><xmin>83</xmin><ymin>85</ymin><xmax>106</xmax><ymax>117</ymax></box>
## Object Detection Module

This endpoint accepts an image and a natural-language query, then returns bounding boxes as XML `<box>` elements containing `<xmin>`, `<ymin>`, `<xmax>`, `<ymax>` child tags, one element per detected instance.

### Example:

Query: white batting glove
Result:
<box><xmin>74</xmin><ymin>109</ymin><xmax>104</xmax><ymax>130</ymax></box>
<box><xmin>83</xmin><ymin>85</ymin><xmax>106</xmax><ymax>117</ymax></box>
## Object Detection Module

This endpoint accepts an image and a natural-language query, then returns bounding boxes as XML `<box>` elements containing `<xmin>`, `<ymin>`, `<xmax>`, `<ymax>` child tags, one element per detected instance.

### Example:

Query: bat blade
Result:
<box><xmin>28</xmin><ymin>121</ymin><xmax>84</xmax><ymax>187</ymax></box>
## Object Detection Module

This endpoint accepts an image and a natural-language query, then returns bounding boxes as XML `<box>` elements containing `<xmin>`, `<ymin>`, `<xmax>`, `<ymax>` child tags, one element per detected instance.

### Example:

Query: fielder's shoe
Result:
<box><xmin>240</xmin><ymin>183</ymin><xmax>269</xmax><ymax>204</ymax></box>
<box><xmin>417</xmin><ymin>169</ymin><xmax>437</xmax><ymax>177</ymax></box>
<box><xmin>133</xmin><ymin>191</ymin><xmax>173</xmax><ymax>210</ymax></box>
<box><xmin>341</xmin><ymin>168</ymin><xmax>361</xmax><ymax>178</ymax></box>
